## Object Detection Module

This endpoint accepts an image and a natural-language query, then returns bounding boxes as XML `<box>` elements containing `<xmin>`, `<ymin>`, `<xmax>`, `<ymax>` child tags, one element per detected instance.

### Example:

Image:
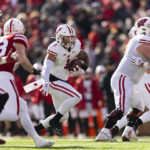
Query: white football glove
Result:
<box><xmin>40</xmin><ymin>81</ymin><xmax>50</xmax><ymax>96</ymax></box>
<box><xmin>130</xmin><ymin>56</ymin><xmax>144</xmax><ymax>67</ymax></box>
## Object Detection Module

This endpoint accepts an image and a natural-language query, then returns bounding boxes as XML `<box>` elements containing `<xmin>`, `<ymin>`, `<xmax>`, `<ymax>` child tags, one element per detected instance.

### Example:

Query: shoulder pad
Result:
<box><xmin>47</xmin><ymin>41</ymin><xmax>59</xmax><ymax>56</ymax></box>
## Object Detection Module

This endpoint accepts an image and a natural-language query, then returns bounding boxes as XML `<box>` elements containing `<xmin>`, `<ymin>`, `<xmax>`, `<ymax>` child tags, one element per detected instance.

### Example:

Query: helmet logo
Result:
<box><xmin>137</xmin><ymin>19</ymin><xmax>147</xmax><ymax>27</ymax></box>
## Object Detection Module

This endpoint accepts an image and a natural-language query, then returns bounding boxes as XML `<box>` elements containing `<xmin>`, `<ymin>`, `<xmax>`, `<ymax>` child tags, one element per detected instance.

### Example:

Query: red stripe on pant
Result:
<box><xmin>145</xmin><ymin>83</ymin><xmax>150</xmax><ymax>94</ymax></box>
<box><xmin>50</xmin><ymin>83</ymin><xmax>74</xmax><ymax>97</ymax></box>
<box><xmin>0</xmin><ymin>88</ymin><xmax>6</xmax><ymax>94</ymax></box>
<box><xmin>10</xmin><ymin>80</ymin><xmax>20</xmax><ymax>115</ymax></box>
<box><xmin>119</xmin><ymin>75</ymin><xmax>123</xmax><ymax>110</ymax></box>
<box><xmin>51</xmin><ymin>82</ymin><xmax>80</xmax><ymax>98</ymax></box>
<box><xmin>122</xmin><ymin>76</ymin><xmax>126</xmax><ymax>113</ymax></box>
<box><xmin>119</xmin><ymin>75</ymin><xmax>126</xmax><ymax>113</ymax></box>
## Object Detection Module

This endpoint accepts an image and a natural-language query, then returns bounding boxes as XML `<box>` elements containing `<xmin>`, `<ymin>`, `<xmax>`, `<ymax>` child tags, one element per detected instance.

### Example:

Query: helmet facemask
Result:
<box><xmin>55</xmin><ymin>24</ymin><xmax>76</xmax><ymax>50</ymax></box>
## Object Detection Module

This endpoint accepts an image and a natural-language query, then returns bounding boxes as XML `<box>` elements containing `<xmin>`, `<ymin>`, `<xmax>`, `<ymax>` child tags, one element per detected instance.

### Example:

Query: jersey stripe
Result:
<box><xmin>47</xmin><ymin>49</ymin><xmax>57</xmax><ymax>56</ymax></box>
<box><xmin>139</xmin><ymin>39</ymin><xmax>150</xmax><ymax>44</ymax></box>
<box><xmin>13</xmin><ymin>34</ymin><xmax>28</xmax><ymax>48</ymax></box>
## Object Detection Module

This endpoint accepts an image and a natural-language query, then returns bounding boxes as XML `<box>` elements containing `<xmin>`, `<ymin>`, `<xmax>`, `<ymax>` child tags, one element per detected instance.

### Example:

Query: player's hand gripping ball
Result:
<box><xmin>68</xmin><ymin>59</ymin><xmax>83</xmax><ymax>72</ymax></box>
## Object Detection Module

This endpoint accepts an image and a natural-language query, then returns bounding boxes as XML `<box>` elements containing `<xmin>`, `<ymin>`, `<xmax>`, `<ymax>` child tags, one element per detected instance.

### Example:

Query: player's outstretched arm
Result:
<box><xmin>40</xmin><ymin>53</ymin><xmax>56</xmax><ymax>96</ymax></box>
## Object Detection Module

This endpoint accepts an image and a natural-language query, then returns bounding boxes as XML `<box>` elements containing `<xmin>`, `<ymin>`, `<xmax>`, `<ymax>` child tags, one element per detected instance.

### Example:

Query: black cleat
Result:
<box><xmin>111</xmin><ymin>126</ymin><xmax>119</xmax><ymax>138</ymax></box>
<box><xmin>34</xmin><ymin>123</ymin><xmax>45</xmax><ymax>134</ymax></box>
<box><xmin>0</xmin><ymin>138</ymin><xmax>6</xmax><ymax>144</ymax></box>
<box><xmin>49</xmin><ymin>119</ymin><xmax>63</xmax><ymax>136</ymax></box>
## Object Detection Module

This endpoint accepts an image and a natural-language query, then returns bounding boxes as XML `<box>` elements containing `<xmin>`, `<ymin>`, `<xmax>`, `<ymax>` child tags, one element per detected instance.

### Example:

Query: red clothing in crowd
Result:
<box><xmin>74</xmin><ymin>76</ymin><xmax>105</xmax><ymax>110</ymax></box>
<box><xmin>33</xmin><ymin>87</ymin><xmax>53</xmax><ymax>104</ymax></box>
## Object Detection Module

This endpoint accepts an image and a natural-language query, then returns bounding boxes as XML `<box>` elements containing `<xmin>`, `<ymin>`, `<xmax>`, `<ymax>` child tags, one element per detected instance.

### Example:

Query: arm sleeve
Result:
<box><xmin>41</xmin><ymin>58</ymin><xmax>54</xmax><ymax>82</ymax></box>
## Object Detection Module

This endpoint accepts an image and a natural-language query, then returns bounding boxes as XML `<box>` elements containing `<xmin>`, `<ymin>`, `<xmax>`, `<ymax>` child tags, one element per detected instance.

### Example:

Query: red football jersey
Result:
<box><xmin>0</xmin><ymin>34</ymin><xmax>28</xmax><ymax>74</ymax></box>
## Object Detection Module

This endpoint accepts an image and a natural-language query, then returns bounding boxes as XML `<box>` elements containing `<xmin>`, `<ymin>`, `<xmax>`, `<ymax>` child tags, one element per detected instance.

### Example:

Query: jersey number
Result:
<box><xmin>64</xmin><ymin>55</ymin><xmax>70</xmax><ymax>69</ymax></box>
<box><xmin>0</xmin><ymin>39</ymin><xmax>8</xmax><ymax>57</ymax></box>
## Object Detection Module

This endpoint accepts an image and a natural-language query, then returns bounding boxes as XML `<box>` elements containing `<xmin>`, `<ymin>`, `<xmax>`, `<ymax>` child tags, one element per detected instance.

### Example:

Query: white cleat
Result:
<box><xmin>95</xmin><ymin>128</ymin><xmax>114</xmax><ymax>141</ymax></box>
<box><xmin>33</xmin><ymin>134</ymin><xmax>54</xmax><ymax>147</ymax></box>
<box><xmin>122</xmin><ymin>126</ymin><xmax>138</xmax><ymax>141</ymax></box>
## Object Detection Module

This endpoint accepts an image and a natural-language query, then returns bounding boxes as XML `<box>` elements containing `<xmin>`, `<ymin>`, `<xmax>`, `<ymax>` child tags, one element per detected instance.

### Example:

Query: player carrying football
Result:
<box><xmin>35</xmin><ymin>24</ymin><xmax>89</xmax><ymax>135</ymax></box>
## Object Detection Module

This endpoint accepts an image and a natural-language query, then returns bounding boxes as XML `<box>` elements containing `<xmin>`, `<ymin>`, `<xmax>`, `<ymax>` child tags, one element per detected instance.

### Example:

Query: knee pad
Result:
<box><xmin>105</xmin><ymin>109</ymin><xmax>123</xmax><ymax>128</ymax></box>
<box><xmin>129</xmin><ymin>108</ymin><xmax>142</xmax><ymax>117</ymax></box>
<box><xmin>0</xmin><ymin>93</ymin><xmax>9</xmax><ymax>113</ymax></box>
<box><xmin>107</xmin><ymin>109</ymin><xmax>123</xmax><ymax>120</ymax></box>
<box><xmin>60</xmin><ymin>113</ymin><xmax>69</xmax><ymax>122</ymax></box>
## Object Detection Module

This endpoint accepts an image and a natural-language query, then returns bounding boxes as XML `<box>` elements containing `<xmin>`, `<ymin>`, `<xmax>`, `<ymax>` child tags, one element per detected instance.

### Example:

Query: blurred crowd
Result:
<box><xmin>0</xmin><ymin>0</ymin><xmax>150</xmax><ymax>137</ymax></box>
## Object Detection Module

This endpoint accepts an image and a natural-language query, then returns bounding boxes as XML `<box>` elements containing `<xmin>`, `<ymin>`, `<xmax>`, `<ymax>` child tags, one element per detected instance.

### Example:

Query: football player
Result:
<box><xmin>0</xmin><ymin>18</ymin><xmax>54</xmax><ymax>147</ymax></box>
<box><xmin>35</xmin><ymin>24</ymin><xmax>89</xmax><ymax>135</ymax></box>
<box><xmin>95</xmin><ymin>17</ymin><xmax>150</xmax><ymax>141</ymax></box>
<box><xmin>111</xmin><ymin>21</ymin><xmax>150</xmax><ymax>141</ymax></box>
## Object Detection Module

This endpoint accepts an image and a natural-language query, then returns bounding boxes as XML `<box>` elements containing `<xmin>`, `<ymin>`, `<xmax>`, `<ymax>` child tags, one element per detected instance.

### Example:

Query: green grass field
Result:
<box><xmin>0</xmin><ymin>136</ymin><xmax>150</xmax><ymax>150</ymax></box>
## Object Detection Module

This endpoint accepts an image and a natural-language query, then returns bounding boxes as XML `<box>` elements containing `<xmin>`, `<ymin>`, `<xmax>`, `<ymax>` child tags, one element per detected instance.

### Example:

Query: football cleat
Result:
<box><xmin>111</xmin><ymin>126</ymin><xmax>119</xmax><ymax>138</ymax></box>
<box><xmin>95</xmin><ymin>128</ymin><xmax>115</xmax><ymax>141</ymax></box>
<box><xmin>122</xmin><ymin>126</ymin><xmax>138</xmax><ymax>141</ymax></box>
<box><xmin>49</xmin><ymin>119</ymin><xmax>63</xmax><ymax>136</ymax></box>
<box><xmin>33</xmin><ymin>134</ymin><xmax>54</xmax><ymax>147</ymax></box>
<box><xmin>0</xmin><ymin>138</ymin><xmax>6</xmax><ymax>144</ymax></box>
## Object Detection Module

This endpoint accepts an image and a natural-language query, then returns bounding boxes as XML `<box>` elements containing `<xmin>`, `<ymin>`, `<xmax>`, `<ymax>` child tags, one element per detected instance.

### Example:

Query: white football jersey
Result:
<box><xmin>47</xmin><ymin>39</ymin><xmax>81</xmax><ymax>80</ymax></box>
<box><xmin>116</xmin><ymin>34</ymin><xmax>150</xmax><ymax>83</ymax></box>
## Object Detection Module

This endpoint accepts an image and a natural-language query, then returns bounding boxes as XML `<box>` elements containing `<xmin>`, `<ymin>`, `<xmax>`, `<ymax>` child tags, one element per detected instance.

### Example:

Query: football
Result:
<box><xmin>68</xmin><ymin>59</ymin><xmax>83</xmax><ymax>71</ymax></box>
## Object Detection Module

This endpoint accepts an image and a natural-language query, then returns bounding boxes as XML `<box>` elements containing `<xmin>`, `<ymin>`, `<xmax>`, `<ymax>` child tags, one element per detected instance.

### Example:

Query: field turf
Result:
<box><xmin>0</xmin><ymin>136</ymin><xmax>150</xmax><ymax>150</ymax></box>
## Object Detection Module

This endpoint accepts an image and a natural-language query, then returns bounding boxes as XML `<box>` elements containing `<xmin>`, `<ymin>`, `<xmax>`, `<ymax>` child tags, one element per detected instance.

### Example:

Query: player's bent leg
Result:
<box><xmin>19</xmin><ymin>97</ymin><xmax>54</xmax><ymax>147</ymax></box>
<box><xmin>48</xmin><ymin>81</ymin><xmax>82</xmax><ymax>135</ymax></box>
<box><xmin>95</xmin><ymin>109</ymin><xmax>123</xmax><ymax>141</ymax></box>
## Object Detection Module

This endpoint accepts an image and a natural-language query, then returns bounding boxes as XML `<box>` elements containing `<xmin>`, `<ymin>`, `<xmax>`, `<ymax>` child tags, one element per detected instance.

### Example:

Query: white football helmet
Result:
<box><xmin>4</xmin><ymin>18</ymin><xmax>25</xmax><ymax>35</ymax></box>
<box><xmin>55</xmin><ymin>24</ymin><xmax>76</xmax><ymax>49</ymax></box>
<box><xmin>134</xmin><ymin>17</ymin><xmax>150</xmax><ymax>36</ymax></box>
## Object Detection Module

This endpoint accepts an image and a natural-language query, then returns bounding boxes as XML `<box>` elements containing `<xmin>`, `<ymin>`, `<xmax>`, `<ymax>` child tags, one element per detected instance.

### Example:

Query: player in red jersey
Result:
<box><xmin>0</xmin><ymin>18</ymin><xmax>54</xmax><ymax>147</ymax></box>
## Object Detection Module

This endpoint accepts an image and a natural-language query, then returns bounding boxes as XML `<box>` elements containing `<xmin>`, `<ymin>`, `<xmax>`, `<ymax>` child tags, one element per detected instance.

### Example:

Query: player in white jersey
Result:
<box><xmin>95</xmin><ymin>17</ymin><xmax>150</xmax><ymax>141</ymax></box>
<box><xmin>111</xmin><ymin>23</ymin><xmax>150</xmax><ymax>141</ymax></box>
<box><xmin>34</xmin><ymin>24</ymin><xmax>89</xmax><ymax>135</ymax></box>
<box><xmin>0</xmin><ymin>18</ymin><xmax>54</xmax><ymax>147</ymax></box>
